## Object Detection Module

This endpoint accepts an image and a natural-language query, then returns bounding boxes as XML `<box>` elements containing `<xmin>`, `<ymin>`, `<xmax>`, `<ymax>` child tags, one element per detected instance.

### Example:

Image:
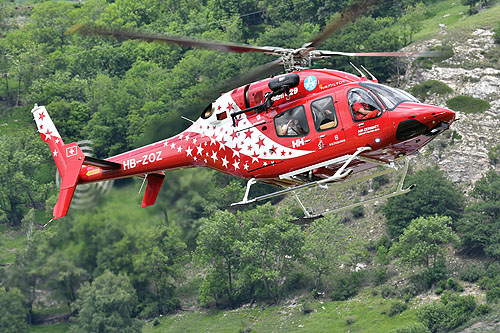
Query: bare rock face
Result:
<box><xmin>402</xmin><ymin>28</ymin><xmax>500</xmax><ymax>189</ymax></box>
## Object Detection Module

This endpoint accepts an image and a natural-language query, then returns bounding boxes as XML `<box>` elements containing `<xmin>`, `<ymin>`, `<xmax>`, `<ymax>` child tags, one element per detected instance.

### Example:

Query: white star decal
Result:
<box><xmin>163</xmin><ymin>140</ymin><xmax>169</xmax><ymax>147</ymax></box>
<box><xmin>196</xmin><ymin>145</ymin><xmax>204</xmax><ymax>155</ymax></box>
<box><xmin>210</xmin><ymin>136</ymin><xmax>217</xmax><ymax>146</ymax></box>
<box><xmin>178</xmin><ymin>134</ymin><xmax>183</xmax><ymax>140</ymax></box>
<box><xmin>263</xmin><ymin>162</ymin><xmax>268</xmax><ymax>166</ymax></box>
<box><xmin>211</xmin><ymin>151</ymin><xmax>218</xmax><ymax>162</ymax></box>
<box><xmin>192</xmin><ymin>137</ymin><xmax>197</xmax><ymax>145</ymax></box>
<box><xmin>55</xmin><ymin>139</ymin><xmax>60</xmax><ymax>144</ymax></box>
<box><xmin>185</xmin><ymin>146</ymin><xmax>193</xmax><ymax>156</ymax></box>
<box><xmin>53</xmin><ymin>150</ymin><xmax>58</xmax><ymax>157</ymax></box>
<box><xmin>232</xmin><ymin>160</ymin><xmax>240</xmax><ymax>170</ymax></box>
<box><xmin>243</xmin><ymin>163</ymin><xmax>249</xmax><ymax>170</ymax></box>
<box><xmin>221</xmin><ymin>156</ymin><xmax>228</xmax><ymax>167</ymax></box>
<box><xmin>251</xmin><ymin>154</ymin><xmax>259</xmax><ymax>163</ymax></box>
<box><xmin>177</xmin><ymin>146</ymin><xmax>183</xmax><ymax>153</ymax></box>
<box><xmin>170</xmin><ymin>142</ymin><xmax>176</xmax><ymax>149</ymax></box>
<box><xmin>185</xmin><ymin>134</ymin><xmax>190</xmax><ymax>141</ymax></box>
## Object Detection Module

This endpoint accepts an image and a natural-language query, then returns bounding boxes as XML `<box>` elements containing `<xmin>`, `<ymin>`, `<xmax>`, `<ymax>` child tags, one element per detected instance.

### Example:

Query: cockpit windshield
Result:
<box><xmin>359</xmin><ymin>82</ymin><xmax>419</xmax><ymax>110</ymax></box>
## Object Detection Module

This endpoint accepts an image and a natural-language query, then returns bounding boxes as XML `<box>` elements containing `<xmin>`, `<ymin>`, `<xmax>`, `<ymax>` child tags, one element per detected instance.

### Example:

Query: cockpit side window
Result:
<box><xmin>359</xmin><ymin>82</ymin><xmax>419</xmax><ymax>110</ymax></box>
<box><xmin>274</xmin><ymin>105</ymin><xmax>309</xmax><ymax>137</ymax></box>
<box><xmin>348</xmin><ymin>88</ymin><xmax>383</xmax><ymax>121</ymax></box>
<box><xmin>311</xmin><ymin>96</ymin><xmax>338</xmax><ymax>131</ymax></box>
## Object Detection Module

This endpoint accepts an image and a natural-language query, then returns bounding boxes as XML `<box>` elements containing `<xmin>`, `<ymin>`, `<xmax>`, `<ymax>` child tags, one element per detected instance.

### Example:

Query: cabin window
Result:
<box><xmin>201</xmin><ymin>103</ymin><xmax>215</xmax><ymax>119</ymax></box>
<box><xmin>274</xmin><ymin>105</ymin><xmax>309</xmax><ymax>137</ymax></box>
<box><xmin>348</xmin><ymin>88</ymin><xmax>383</xmax><ymax>121</ymax></box>
<box><xmin>311</xmin><ymin>96</ymin><xmax>338</xmax><ymax>131</ymax></box>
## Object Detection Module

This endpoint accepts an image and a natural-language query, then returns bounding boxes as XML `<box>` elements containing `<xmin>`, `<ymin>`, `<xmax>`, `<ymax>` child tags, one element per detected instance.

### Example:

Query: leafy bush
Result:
<box><xmin>345</xmin><ymin>316</ymin><xmax>356</xmax><ymax>325</ymax></box>
<box><xmin>388</xmin><ymin>301</ymin><xmax>408</xmax><ymax>317</ymax></box>
<box><xmin>391</xmin><ymin>323</ymin><xmax>430</xmax><ymax>333</ymax></box>
<box><xmin>330</xmin><ymin>271</ymin><xmax>364</xmax><ymax>301</ymax></box>
<box><xmin>459</xmin><ymin>264</ymin><xmax>485</xmax><ymax>282</ymax></box>
<box><xmin>409</xmin><ymin>80</ymin><xmax>452</xmax><ymax>100</ymax></box>
<box><xmin>488</xmin><ymin>145</ymin><xmax>500</xmax><ymax>165</ymax></box>
<box><xmin>381</xmin><ymin>285</ymin><xmax>397</xmax><ymax>299</ymax></box>
<box><xmin>384</xmin><ymin>167</ymin><xmax>464</xmax><ymax>238</ymax></box>
<box><xmin>486</xmin><ymin>287</ymin><xmax>500</xmax><ymax>303</ymax></box>
<box><xmin>417</xmin><ymin>293</ymin><xmax>476</xmax><ymax>333</ymax></box>
<box><xmin>446</xmin><ymin>278</ymin><xmax>464</xmax><ymax>292</ymax></box>
<box><xmin>351</xmin><ymin>204</ymin><xmax>364</xmax><ymax>219</ymax></box>
<box><xmin>456</xmin><ymin>171</ymin><xmax>500</xmax><ymax>259</ymax></box>
<box><xmin>494</xmin><ymin>22</ymin><xmax>500</xmax><ymax>44</ymax></box>
<box><xmin>302</xmin><ymin>301</ymin><xmax>314</xmax><ymax>314</ymax></box>
<box><xmin>446</xmin><ymin>95</ymin><xmax>490</xmax><ymax>114</ymax></box>
<box><xmin>472</xmin><ymin>303</ymin><xmax>492</xmax><ymax>316</ymax></box>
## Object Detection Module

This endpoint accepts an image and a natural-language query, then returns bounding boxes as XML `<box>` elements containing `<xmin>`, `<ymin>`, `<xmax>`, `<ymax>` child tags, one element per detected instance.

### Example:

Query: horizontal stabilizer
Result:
<box><xmin>84</xmin><ymin>156</ymin><xmax>121</xmax><ymax>169</ymax></box>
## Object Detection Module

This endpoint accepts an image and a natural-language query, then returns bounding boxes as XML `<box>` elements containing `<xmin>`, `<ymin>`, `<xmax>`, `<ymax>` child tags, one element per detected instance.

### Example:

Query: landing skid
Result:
<box><xmin>232</xmin><ymin>154</ymin><xmax>415</xmax><ymax>222</ymax></box>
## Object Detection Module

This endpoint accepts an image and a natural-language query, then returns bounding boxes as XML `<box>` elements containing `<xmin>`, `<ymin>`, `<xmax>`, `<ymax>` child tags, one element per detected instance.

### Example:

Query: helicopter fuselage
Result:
<box><xmin>77</xmin><ymin>69</ymin><xmax>455</xmax><ymax>187</ymax></box>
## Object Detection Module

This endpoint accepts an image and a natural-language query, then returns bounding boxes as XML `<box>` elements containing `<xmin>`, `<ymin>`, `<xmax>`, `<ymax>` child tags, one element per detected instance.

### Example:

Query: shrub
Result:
<box><xmin>446</xmin><ymin>95</ymin><xmax>490</xmax><ymax>114</ymax></box>
<box><xmin>391</xmin><ymin>323</ymin><xmax>430</xmax><ymax>333</ymax></box>
<box><xmin>330</xmin><ymin>271</ymin><xmax>364</xmax><ymax>301</ymax></box>
<box><xmin>388</xmin><ymin>301</ymin><xmax>408</xmax><ymax>317</ymax></box>
<box><xmin>302</xmin><ymin>301</ymin><xmax>314</xmax><ymax>314</ymax></box>
<box><xmin>351</xmin><ymin>204</ymin><xmax>364</xmax><ymax>219</ymax></box>
<box><xmin>409</xmin><ymin>80</ymin><xmax>452</xmax><ymax>100</ymax></box>
<box><xmin>384</xmin><ymin>167</ymin><xmax>464</xmax><ymax>238</ymax></box>
<box><xmin>459</xmin><ymin>264</ymin><xmax>485</xmax><ymax>282</ymax></box>
<box><xmin>486</xmin><ymin>287</ymin><xmax>500</xmax><ymax>303</ymax></box>
<box><xmin>494</xmin><ymin>22</ymin><xmax>500</xmax><ymax>44</ymax></box>
<box><xmin>418</xmin><ymin>293</ymin><xmax>476</xmax><ymax>332</ymax></box>
<box><xmin>473</xmin><ymin>303</ymin><xmax>492</xmax><ymax>317</ymax></box>
<box><xmin>345</xmin><ymin>316</ymin><xmax>356</xmax><ymax>325</ymax></box>
<box><xmin>381</xmin><ymin>285</ymin><xmax>397</xmax><ymax>299</ymax></box>
<box><xmin>488</xmin><ymin>145</ymin><xmax>500</xmax><ymax>165</ymax></box>
<box><xmin>447</xmin><ymin>278</ymin><xmax>464</xmax><ymax>292</ymax></box>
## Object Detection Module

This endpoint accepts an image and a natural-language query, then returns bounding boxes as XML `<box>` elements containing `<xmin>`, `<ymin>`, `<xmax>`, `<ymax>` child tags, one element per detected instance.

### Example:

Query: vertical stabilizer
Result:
<box><xmin>32</xmin><ymin>104</ymin><xmax>85</xmax><ymax>220</ymax></box>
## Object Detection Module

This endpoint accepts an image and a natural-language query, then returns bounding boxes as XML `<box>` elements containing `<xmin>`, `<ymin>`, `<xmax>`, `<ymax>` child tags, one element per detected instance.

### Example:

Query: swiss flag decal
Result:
<box><xmin>66</xmin><ymin>146</ymin><xmax>77</xmax><ymax>157</ymax></box>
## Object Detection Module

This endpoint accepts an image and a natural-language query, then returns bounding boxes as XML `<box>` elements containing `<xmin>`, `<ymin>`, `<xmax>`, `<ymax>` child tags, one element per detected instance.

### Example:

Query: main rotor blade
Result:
<box><xmin>314</xmin><ymin>50</ymin><xmax>447</xmax><ymax>58</ymax></box>
<box><xmin>68</xmin><ymin>24</ymin><xmax>283</xmax><ymax>55</ymax></box>
<box><xmin>217</xmin><ymin>59</ymin><xmax>283</xmax><ymax>93</ymax></box>
<box><xmin>304</xmin><ymin>0</ymin><xmax>384</xmax><ymax>52</ymax></box>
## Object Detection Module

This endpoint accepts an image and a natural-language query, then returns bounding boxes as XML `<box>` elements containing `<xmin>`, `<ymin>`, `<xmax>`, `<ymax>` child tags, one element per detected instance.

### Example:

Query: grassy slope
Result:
<box><xmin>143</xmin><ymin>294</ymin><xmax>419</xmax><ymax>333</ymax></box>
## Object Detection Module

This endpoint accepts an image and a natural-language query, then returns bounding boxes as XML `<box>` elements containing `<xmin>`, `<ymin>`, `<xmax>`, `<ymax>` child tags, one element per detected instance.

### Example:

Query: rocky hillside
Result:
<box><xmin>403</xmin><ymin>28</ymin><xmax>500</xmax><ymax>189</ymax></box>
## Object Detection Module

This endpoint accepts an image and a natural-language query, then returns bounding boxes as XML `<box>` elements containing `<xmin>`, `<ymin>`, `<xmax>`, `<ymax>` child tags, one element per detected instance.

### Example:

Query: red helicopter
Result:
<box><xmin>32</xmin><ymin>6</ymin><xmax>456</xmax><ymax>224</ymax></box>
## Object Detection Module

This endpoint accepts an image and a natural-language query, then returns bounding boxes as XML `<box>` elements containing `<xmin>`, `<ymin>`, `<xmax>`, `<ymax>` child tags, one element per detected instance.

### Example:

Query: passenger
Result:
<box><xmin>281</xmin><ymin>118</ymin><xmax>306</xmax><ymax>136</ymax></box>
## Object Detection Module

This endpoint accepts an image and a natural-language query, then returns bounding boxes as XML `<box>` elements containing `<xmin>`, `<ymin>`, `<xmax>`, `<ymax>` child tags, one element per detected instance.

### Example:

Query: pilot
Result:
<box><xmin>349</xmin><ymin>91</ymin><xmax>380</xmax><ymax>119</ymax></box>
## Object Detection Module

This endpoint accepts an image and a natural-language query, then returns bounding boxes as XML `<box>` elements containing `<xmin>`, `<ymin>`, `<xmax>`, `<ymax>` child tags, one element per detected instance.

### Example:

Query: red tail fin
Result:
<box><xmin>32</xmin><ymin>104</ymin><xmax>85</xmax><ymax>220</ymax></box>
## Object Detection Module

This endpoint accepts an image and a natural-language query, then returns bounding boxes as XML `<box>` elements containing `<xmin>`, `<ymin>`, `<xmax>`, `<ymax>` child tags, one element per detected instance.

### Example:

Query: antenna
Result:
<box><xmin>360</xmin><ymin>65</ymin><xmax>378</xmax><ymax>82</ymax></box>
<box><xmin>181</xmin><ymin>116</ymin><xmax>195</xmax><ymax>124</ymax></box>
<box><xmin>349</xmin><ymin>62</ymin><xmax>366</xmax><ymax>78</ymax></box>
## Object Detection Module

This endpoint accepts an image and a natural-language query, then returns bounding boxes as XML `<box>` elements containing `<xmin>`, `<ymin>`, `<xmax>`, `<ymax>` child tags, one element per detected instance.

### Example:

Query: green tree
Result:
<box><xmin>303</xmin><ymin>215</ymin><xmax>350</xmax><ymax>291</ymax></box>
<box><xmin>132</xmin><ymin>224</ymin><xmax>187</xmax><ymax>316</ymax></box>
<box><xmin>0</xmin><ymin>287</ymin><xmax>27</xmax><ymax>333</ymax></box>
<box><xmin>0</xmin><ymin>131</ymin><xmax>53</xmax><ymax>226</ymax></box>
<box><xmin>400</xmin><ymin>2</ymin><xmax>426</xmax><ymax>44</ymax></box>
<box><xmin>383</xmin><ymin>166</ymin><xmax>464</xmax><ymax>238</ymax></box>
<box><xmin>41</xmin><ymin>252</ymin><xmax>87</xmax><ymax>310</ymax></box>
<box><xmin>456</xmin><ymin>170</ymin><xmax>500</xmax><ymax>259</ymax></box>
<box><xmin>71</xmin><ymin>271</ymin><xmax>142</xmax><ymax>333</ymax></box>
<box><xmin>195</xmin><ymin>210</ymin><xmax>245</xmax><ymax>308</ymax></box>
<box><xmin>238</xmin><ymin>204</ymin><xmax>305</xmax><ymax>304</ymax></box>
<box><xmin>390</xmin><ymin>215</ymin><xmax>458</xmax><ymax>268</ymax></box>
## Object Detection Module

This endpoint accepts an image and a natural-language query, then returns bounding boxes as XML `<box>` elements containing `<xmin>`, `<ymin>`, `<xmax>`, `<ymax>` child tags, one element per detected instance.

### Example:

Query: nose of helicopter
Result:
<box><xmin>393</xmin><ymin>104</ymin><xmax>456</xmax><ymax>142</ymax></box>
